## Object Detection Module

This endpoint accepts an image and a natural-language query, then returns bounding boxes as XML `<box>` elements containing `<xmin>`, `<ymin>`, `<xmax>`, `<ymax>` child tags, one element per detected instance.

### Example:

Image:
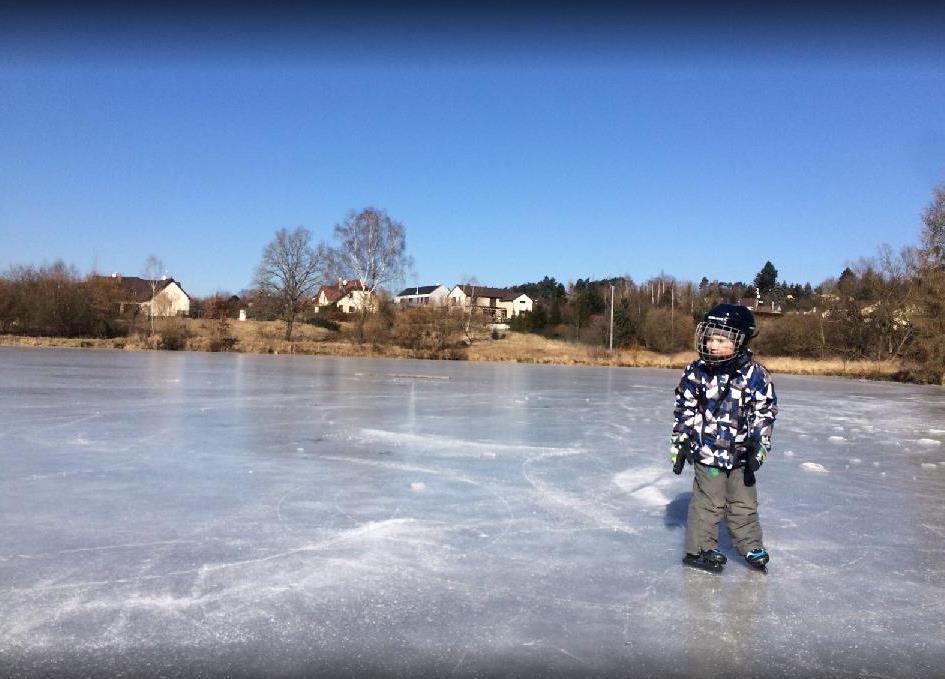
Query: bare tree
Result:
<box><xmin>910</xmin><ymin>181</ymin><xmax>945</xmax><ymax>382</ymax></box>
<box><xmin>253</xmin><ymin>226</ymin><xmax>327</xmax><ymax>341</ymax></box>
<box><xmin>458</xmin><ymin>277</ymin><xmax>482</xmax><ymax>344</ymax></box>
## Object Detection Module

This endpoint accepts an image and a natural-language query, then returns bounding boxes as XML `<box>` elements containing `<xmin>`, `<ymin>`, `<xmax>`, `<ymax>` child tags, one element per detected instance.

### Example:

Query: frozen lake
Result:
<box><xmin>2</xmin><ymin>346</ymin><xmax>945</xmax><ymax>678</ymax></box>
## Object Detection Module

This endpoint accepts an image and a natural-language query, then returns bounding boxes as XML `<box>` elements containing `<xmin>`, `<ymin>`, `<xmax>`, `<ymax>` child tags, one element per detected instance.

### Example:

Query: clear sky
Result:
<box><xmin>2</xmin><ymin>3</ymin><xmax>944</xmax><ymax>297</ymax></box>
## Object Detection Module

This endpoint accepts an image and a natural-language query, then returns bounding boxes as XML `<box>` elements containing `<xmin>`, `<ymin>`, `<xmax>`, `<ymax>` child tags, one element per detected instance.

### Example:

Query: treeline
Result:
<box><xmin>506</xmin><ymin>255</ymin><xmax>911</xmax><ymax>362</ymax></box>
<box><xmin>2</xmin><ymin>183</ymin><xmax>944</xmax><ymax>383</ymax></box>
<box><xmin>0</xmin><ymin>262</ymin><xmax>129</xmax><ymax>338</ymax></box>
<box><xmin>505</xmin><ymin>180</ymin><xmax>945</xmax><ymax>383</ymax></box>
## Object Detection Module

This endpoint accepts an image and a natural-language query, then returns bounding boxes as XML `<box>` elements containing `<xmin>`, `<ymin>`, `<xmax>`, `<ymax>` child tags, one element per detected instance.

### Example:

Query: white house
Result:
<box><xmin>337</xmin><ymin>288</ymin><xmax>376</xmax><ymax>314</ymax></box>
<box><xmin>394</xmin><ymin>284</ymin><xmax>450</xmax><ymax>307</ymax></box>
<box><xmin>105</xmin><ymin>275</ymin><xmax>191</xmax><ymax>317</ymax></box>
<box><xmin>447</xmin><ymin>284</ymin><xmax>534</xmax><ymax>320</ymax></box>
<box><xmin>501</xmin><ymin>292</ymin><xmax>534</xmax><ymax>318</ymax></box>
<box><xmin>314</xmin><ymin>280</ymin><xmax>375</xmax><ymax>314</ymax></box>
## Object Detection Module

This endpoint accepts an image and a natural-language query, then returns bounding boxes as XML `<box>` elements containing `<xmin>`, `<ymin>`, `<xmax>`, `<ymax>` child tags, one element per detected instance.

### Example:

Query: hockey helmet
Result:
<box><xmin>695</xmin><ymin>303</ymin><xmax>757</xmax><ymax>366</ymax></box>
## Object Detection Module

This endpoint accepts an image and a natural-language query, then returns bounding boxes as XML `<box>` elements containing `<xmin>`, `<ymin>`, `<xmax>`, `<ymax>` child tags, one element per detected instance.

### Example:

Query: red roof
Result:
<box><xmin>316</xmin><ymin>280</ymin><xmax>367</xmax><ymax>303</ymax></box>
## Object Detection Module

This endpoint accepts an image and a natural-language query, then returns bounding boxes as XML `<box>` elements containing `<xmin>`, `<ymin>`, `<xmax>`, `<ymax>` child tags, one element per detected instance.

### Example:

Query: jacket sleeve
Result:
<box><xmin>748</xmin><ymin>366</ymin><xmax>778</xmax><ymax>442</ymax></box>
<box><xmin>673</xmin><ymin>366</ymin><xmax>700</xmax><ymax>438</ymax></box>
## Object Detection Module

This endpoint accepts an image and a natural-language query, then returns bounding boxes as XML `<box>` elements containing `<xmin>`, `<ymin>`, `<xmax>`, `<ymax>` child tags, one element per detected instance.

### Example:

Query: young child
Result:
<box><xmin>671</xmin><ymin>303</ymin><xmax>778</xmax><ymax>572</ymax></box>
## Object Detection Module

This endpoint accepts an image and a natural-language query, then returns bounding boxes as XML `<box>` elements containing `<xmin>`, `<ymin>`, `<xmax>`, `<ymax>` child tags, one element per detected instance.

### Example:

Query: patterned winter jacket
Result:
<box><xmin>672</xmin><ymin>351</ymin><xmax>778</xmax><ymax>470</ymax></box>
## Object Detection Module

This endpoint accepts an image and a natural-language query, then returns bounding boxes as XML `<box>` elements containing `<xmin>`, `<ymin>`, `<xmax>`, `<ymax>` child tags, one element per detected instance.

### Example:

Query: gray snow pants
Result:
<box><xmin>685</xmin><ymin>463</ymin><xmax>763</xmax><ymax>557</ymax></box>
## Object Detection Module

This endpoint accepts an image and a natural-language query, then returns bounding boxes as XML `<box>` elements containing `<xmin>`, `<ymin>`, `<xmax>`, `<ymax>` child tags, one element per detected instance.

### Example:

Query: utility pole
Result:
<box><xmin>671</xmin><ymin>282</ymin><xmax>676</xmax><ymax>340</ymax></box>
<box><xmin>609</xmin><ymin>284</ymin><xmax>615</xmax><ymax>351</ymax></box>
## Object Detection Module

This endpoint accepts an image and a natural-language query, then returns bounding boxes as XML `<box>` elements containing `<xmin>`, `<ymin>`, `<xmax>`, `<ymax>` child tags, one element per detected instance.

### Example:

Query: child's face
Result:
<box><xmin>706</xmin><ymin>333</ymin><xmax>735</xmax><ymax>357</ymax></box>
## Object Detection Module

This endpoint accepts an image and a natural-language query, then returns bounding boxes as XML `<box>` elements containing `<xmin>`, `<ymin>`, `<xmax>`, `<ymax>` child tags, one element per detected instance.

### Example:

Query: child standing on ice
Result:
<box><xmin>670</xmin><ymin>303</ymin><xmax>778</xmax><ymax>572</ymax></box>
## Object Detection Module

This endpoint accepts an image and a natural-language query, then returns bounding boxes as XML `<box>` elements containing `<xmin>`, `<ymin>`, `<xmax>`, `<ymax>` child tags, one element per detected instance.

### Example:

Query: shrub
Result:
<box><xmin>390</xmin><ymin>307</ymin><xmax>464</xmax><ymax>354</ymax></box>
<box><xmin>156</xmin><ymin>320</ymin><xmax>192</xmax><ymax>351</ymax></box>
<box><xmin>640</xmin><ymin>308</ymin><xmax>694</xmax><ymax>353</ymax></box>
<box><xmin>305</xmin><ymin>316</ymin><xmax>341</xmax><ymax>332</ymax></box>
<box><xmin>753</xmin><ymin>313</ymin><xmax>826</xmax><ymax>358</ymax></box>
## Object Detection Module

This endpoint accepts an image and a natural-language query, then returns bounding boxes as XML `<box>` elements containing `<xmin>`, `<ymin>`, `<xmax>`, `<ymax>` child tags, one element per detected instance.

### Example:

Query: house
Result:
<box><xmin>737</xmin><ymin>296</ymin><xmax>782</xmax><ymax>315</ymax></box>
<box><xmin>860</xmin><ymin>302</ymin><xmax>916</xmax><ymax>328</ymax></box>
<box><xmin>102</xmin><ymin>274</ymin><xmax>191</xmax><ymax>317</ymax></box>
<box><xmin>314</xmin><ymin>279</ymin><xmax>375</xmax><ymax>314</ymax></box>
<box><xmin>394</xmin><ymin>284</ymin><xmax>450</xmax><ymax>307</ymax></box>
<box><xmin>447</xmin><ymin>284</ymin><xmax>534</xmax><ymax>320</ymax></box>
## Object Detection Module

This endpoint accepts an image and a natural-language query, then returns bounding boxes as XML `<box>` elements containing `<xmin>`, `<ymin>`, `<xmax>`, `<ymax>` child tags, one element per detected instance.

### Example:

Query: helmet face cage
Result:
<box><xmin>695</xmin><ymin>321</ymin><xmax>746</xmax><ymax>365</ymax></box>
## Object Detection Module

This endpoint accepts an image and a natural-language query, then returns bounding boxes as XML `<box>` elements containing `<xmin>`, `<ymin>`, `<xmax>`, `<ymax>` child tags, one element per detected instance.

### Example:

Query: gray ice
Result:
<box><xmin>2</xmin><ymin>346</ymin><xmax>944</xmax><ymax>678</ymax></box>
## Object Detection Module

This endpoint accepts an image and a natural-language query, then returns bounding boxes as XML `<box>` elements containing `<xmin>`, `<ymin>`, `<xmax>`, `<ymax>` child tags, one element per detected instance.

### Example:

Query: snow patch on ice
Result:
<box><xmin>800</xmin><ymin>462</ymin><xmax>829</xmax><ymax>473</ymax></box>
<box><xmin>410</xmin><ymin>482</ymin><xmax>427</xmax><ymax>492</ymax></box>
<box><xmin>916</xmin><ymin>438</ymin><xmax>942</xmax><ymax>447</ymax></box>
<box><xmin>828</xmin><ymin>436</ymin><xmax>846</xmax><ymax>443</ymax></box>
<box><xmin>928</xmin><ymin>428</ymin><xmax>945</xmax><ymax>435</ymax></box>
<box><xmin>849</xmin><ymin>458</ymin><xmax>862</xmax><ymax>464</ymax></box>
<box><xmin>613</xmin><ymin>467</ymin><xmax>664</xmax><ymax>491</ymax></box>
<box><xmin>614</xmin><ymin>467</ymin><xmax>672</xmax><ymax>507</ymax></box>
<box><xmin>629</xmin><ymin>485</ymin><xmax>670</xmax><ymax>507</ymax></box>
<box><xmin>783</xmin><ymin>450</ymin><xmax>795</xmax><ymax>457</ymax></box>
<box><xmin>355</xmin><ymin>428</ymin><xmax>580</xmax><ymax>457</ymax></box>
<box><xmin>921</xmin><ymin>463</ymin><xmax>938</xmax><ymax>470</ymax></box>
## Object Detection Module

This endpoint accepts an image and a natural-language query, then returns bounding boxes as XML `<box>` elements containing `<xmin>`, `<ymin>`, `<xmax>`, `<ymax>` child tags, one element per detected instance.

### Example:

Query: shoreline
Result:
<box><xmin>0</xmin><ymin>331</ymin><xmax>907</xmax><ymax>382</ymax></box>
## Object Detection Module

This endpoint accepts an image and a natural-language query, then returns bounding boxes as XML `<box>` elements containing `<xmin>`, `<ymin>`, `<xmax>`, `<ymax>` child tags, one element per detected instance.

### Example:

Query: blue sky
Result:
<box><xmin>2</xmin><ymin>4</ymin><xmax>944</xmax><ymax>297</ymax></box>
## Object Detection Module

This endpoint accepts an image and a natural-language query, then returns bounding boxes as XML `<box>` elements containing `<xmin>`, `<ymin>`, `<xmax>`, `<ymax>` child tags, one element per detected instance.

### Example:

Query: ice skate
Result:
<box><xmin>745</xmin><ymin>548</ymin><xmax>769</xmax><ymax>573</ymax></box>
<box><xmin>682</xmin><ymin>548</ymin><xmax>727</xmax><ymax>573</ymax></box>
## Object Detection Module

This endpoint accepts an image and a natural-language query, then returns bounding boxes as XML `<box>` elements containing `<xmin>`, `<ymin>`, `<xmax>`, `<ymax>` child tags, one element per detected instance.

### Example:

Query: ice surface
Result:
<box><xmin>2</xmin><ymin>347</ymin><xmax>945</xmax><ymax>678</ymax></box>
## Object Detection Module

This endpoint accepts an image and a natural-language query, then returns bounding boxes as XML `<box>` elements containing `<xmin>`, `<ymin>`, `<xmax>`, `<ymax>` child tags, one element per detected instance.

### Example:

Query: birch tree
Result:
<box><xmin>142</xmin><ymin>255</ymin><xmax>165</xmax><ymax>335</ymax></box>
<box><xmin>330</xmin><ymin>207</ymin><xmax>411</xmax><ymax>299</ymax></box>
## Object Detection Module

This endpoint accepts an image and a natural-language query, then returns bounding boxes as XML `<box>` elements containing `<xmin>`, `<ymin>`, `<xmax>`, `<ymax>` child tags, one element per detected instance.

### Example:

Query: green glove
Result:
<box><xmin>671</xmin><ymin>434</ymin><xmax>689</xmax><ymax>474</ymax></box>
<box><xmin>746</xmin><ymin>435</ymin><xmax>770</xmax><ymax>472</ymax></box>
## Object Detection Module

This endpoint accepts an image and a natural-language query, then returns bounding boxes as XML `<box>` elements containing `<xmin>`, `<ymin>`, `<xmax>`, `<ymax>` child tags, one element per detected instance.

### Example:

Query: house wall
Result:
<box><xmin>448</xmin><ymin>287</ymin><xmax>468</xmax><ymax>307</ymax></box>
<box><xmin>396</xmin><ymin>285</ymin><xmax>449</xmax><ymax>307</ymax></box>
<box><xmin>337</xmin><ymin>290</ymin><xmax>375</xmax><ymax>314</ymax></box>
<box><xmin>510</xmin><ymin>294</ymin><xmax>533</xmax><ymax>316</ymax></box>
<box><xmin>147</xmin><ymin>282</ymin><xmax>190</xmax><ymax>317</ymax></box>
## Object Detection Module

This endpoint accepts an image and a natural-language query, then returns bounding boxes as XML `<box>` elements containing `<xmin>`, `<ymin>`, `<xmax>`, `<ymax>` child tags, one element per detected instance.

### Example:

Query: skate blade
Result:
<box><xmin>682</xmin><ymin>559</ymin><xmax>724</xmax><ymax>574</ymax></box>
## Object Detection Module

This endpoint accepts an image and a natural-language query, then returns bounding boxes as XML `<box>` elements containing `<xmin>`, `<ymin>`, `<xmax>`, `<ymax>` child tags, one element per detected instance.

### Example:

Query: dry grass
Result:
<box><xmin>0</xmin><ymin>320</ymin><xmax>907</xmax><ymax>381</ymax></box>
<box><xmin>466</xmin><ymin>332</ymin><xmax>692</xmax><ymax>369</ymax></box>
<box><xmin>761</xmin><ymin>356</ymin><xmax>903</xmax><ymax>379</ymax></box>
<box><xmin>472</xmin><ymin>333</ymin><xmax>905</xmax><ymax>378</ymax></box>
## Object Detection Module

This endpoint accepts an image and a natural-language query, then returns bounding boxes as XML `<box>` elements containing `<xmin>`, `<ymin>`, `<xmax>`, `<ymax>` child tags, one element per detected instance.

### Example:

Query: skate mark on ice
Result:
<box><xmin>613</xmin><ymin>467</ymin><xmax>673</xmax><ymax>507</ymax></box>
<box><xmin>11</xmin><ymin>518</ymin><xmax>432</xmax><ymax>594</ymax></box>
<box><xmin>352</xmin><ymin>427</ymin><xmax>579</xmax><ymax>458</ymax></box>
<box><xmin>318</xmin><ymin>454</ymin><xmax>517</xmax><ymax>546</ymax></box>
<box><xmin>521</xmin><ymin>450</ymin><xmax>637</xmax><ymax>535</ymax></box>
<box><xmin>4</xmin><ymin>538</ymin><xmax>224</xmax><ymax>562</ymax></box>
